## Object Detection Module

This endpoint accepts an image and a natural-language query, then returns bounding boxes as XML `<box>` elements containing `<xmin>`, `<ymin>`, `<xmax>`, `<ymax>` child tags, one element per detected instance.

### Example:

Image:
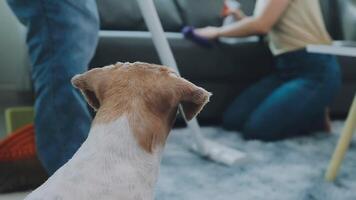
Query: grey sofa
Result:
<box><xmin>91</xmin><ymin>0</ymin><xmax>356</xmax><ymax>124</ymax></box>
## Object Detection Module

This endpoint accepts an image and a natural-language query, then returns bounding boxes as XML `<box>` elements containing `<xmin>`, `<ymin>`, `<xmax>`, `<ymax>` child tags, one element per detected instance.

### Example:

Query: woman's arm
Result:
<box><xmin>195</xmin><ymin>0</ymin><xmax>290</xmax><ymax>39</ymax></box>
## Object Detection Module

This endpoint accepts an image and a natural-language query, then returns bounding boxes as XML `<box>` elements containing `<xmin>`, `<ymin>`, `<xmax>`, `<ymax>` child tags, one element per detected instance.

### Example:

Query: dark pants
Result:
<box><xmin>7</xmin><ymin>0</ymin><xmax>99</xmax><ymax>174</ymax></box>
<box><xmin>223</xmin><ymin>49</ymin><xmax>342</xmax><ymax>141</ymax></box>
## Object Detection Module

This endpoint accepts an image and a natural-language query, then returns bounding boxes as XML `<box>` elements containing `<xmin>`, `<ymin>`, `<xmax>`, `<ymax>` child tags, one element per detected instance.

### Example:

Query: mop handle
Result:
<box><xmin>136</xmin><ymin>0</ymin><xmax>207</xmax><ymax>154</ymax></box>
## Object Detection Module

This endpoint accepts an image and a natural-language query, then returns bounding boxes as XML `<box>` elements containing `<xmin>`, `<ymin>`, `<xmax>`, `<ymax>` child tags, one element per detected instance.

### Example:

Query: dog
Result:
<box><xmin>25</xmin><ymin>62</ymin><xmax>211</xmax><ymax>200</ymax></box>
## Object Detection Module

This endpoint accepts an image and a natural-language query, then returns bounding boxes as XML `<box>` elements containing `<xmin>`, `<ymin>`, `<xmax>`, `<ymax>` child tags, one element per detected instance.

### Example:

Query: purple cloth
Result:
<box><xmin>182</xmin><ymin>26</ymin><xmax>213</xmax><ymax>48</ymax></box>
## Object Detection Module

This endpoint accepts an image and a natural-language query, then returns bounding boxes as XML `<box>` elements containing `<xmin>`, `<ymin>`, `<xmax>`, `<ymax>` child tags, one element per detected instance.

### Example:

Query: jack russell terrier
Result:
<box><xmin>25</xmin><ymin>62</ymin><xmax>211</xmax><ymax>200</ymax></box>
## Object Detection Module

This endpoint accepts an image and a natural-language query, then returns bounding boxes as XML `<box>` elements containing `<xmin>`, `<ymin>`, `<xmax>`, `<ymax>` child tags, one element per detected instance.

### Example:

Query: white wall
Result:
<box><xmin>0</xmin><ymin>1</ymin><xmax>31</xmax><ymax>92</ymax></box>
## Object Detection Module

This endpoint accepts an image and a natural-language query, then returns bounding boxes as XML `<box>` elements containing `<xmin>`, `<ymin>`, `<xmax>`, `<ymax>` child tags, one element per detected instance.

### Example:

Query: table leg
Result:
<box><xmin>325</xmin><ymin>95</ymin><xmax>356</xmax><ymax>181</ymax></box>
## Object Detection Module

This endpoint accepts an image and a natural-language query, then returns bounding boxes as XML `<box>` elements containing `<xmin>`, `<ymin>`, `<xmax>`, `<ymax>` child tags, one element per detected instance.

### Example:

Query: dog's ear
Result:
<box><xmin>71</xmin><ymin>68</ymin><xmax>106</xmax><ymax>111</ymax></box>
<box><xmin>176</xmin><ymin>77</ymin><xmax>211</xmax><ymax>121</ymax></box>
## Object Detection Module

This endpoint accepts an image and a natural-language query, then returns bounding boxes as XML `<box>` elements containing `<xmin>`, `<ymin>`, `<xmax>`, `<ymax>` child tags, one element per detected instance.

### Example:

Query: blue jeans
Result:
<box><xmin>7</xmin><ymin>0</ymin><xmax>99</xmax><ymax>174</ymax></box>
<box><xmin>223</xmin><ymin>49</ymin><xmax>342</xmax><ymax>141</ymax></box>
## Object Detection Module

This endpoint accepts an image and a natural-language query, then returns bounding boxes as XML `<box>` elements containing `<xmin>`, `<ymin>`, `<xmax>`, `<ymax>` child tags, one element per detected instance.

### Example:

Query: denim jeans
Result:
<box><xmin>223</xmin><ymin>49</ymin><xmax>342</xmax><ymax>141</ymax></box>
<box><xmin>7</xmin><ymin>0</ymin><xmax>99</xmax><ymax>174</ymax></box>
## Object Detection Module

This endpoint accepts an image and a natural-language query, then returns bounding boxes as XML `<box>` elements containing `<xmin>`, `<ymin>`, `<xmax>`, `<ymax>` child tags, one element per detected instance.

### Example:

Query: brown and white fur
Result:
<box><xmin>25</xmin><ymin>62</ymin><xmax>211</xmax><ymax>200</ymax></box>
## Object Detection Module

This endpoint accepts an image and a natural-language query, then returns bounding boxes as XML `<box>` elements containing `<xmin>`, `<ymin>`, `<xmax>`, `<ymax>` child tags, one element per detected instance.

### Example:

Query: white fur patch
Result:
<box><xmin>25</xmin><ymin>116</ymin><xmax>162</xmax><ymax>200</ymax></box>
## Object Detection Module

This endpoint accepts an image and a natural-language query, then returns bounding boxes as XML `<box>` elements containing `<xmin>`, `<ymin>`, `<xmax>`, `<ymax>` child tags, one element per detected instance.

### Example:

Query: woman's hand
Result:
<box><xmin>194</xmin><ymin>26</ymin><xmax>221</xmax><ymax>40</ymax></box>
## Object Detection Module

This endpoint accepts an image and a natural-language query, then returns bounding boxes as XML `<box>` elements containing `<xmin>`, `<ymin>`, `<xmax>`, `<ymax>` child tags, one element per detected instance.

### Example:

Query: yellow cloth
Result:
<box><xmin>254</xmin><ymin>0</ymin><xmax>332</xmax><ymax>55</ymax></box>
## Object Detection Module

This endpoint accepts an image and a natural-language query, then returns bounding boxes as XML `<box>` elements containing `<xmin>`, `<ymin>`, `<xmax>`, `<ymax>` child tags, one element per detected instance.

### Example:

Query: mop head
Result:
<box><xmin>191</xmin><ymin>138</ymin><xmax>247</xmax><ymax>166</ymax></box>
<box><xmin>182</xmin><ymin>26</ymin><xmax>214</xmax><ymax>48</ymax></box>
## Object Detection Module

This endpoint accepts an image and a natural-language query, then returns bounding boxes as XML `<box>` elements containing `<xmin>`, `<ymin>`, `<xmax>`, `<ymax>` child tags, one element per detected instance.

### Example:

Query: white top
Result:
<box><xmin>254</xmin><ymin>0</ymin><xmax>332</xmax><ymax>55</ymax></box>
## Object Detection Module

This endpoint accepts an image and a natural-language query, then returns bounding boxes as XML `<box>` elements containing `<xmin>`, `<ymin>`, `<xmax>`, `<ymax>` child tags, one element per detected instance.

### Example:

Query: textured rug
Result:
<box><xmin>156</xmin><ymin>121</ymin><xmax>356</xmax><ymax>200</ymax></box>
<box><xmin>0</xmin><ymin>122</ymin><xmax>355</xmax><ymax>200</ymax></box>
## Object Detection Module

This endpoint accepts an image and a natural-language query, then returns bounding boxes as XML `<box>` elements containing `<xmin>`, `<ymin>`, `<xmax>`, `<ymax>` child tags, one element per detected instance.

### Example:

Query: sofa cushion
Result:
<box><xmin>338</xmin><ymin>0</ymin><xmax>356</xmax><ymax>41</ymax></box>
<box><xmin>174</xmin><ymin>0</ymin><xmax>224</xmax><ymax>28</ymax></box>
<box><xmin>238</xmin><ymin>0</ymin><xmax>256</xmax><ymax>16</ymax></box>
<box><xmin>91</xmin><ymin>31</ymin><xmax>273</xmax><ymax>81</ymax></box>
<box><xmin>319</xmin><ymin>0</ymin><xmax>343</xmax><ymax>40</ymax></box>
<box><xmin>97</xmin><ymin>0</ymin><xmax>183</xmax><ymax>31</ymax></box>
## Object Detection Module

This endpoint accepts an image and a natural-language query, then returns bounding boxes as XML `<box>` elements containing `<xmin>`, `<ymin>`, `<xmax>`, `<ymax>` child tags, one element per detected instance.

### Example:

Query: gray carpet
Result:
<box><xmin>0</xmin><ymin>122</ymin><xmax>354</xmax><ymax>200</ymax></box>
<box><xmin>156</xmin><ymin>122</ymin><xmax>356</xmax><ymax>200</ymax></box>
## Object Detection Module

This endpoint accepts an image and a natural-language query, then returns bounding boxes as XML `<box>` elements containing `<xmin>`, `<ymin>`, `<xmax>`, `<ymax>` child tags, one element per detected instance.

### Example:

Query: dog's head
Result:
<box><xmin>71</xmin><ymin>62</ymin><xmax>211</xmax><ymax>153</ymax></box>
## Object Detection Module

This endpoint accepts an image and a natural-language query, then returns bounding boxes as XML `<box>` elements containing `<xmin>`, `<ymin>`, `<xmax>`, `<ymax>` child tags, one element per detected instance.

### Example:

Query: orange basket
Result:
<box><xmin>0</xmin><ymin>124</ymin><xmax>36</xmax><ymax>162</ymax></box>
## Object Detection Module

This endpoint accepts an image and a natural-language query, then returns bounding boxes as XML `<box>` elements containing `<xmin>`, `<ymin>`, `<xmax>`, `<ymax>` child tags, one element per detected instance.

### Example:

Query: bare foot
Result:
<box><xmin>324</xmin><ymin>108</ymin><xmax>332</xmax><ymax>133</ymax></box>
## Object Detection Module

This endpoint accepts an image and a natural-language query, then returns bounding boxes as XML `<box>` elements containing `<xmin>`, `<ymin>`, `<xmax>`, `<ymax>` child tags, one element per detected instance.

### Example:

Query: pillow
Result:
<box><xmin>97</xmin><ymin>0</ymin><xmax>183</xmax><ymax>31</ymax></box>
<box><xmin>175</xmin><ymin>0</ymin><xmax>224</xmax><ymax>28</ymax></box>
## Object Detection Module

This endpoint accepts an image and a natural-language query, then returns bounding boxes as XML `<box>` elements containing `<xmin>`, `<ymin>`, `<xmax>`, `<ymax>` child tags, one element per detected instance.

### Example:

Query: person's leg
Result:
<box><xmin>222</xmin><ymin>74</ymin><xmax>283</xmax><ymax>131</ymax></box>
<box><xmin>6</xmin><ymin>0</ymin><xmax>99</xmax><ymax>174</ymax></box>
<box><xmin>242</xmin><ymin>54</ymin><xmax>341</xmax><ymax>141</ymax></box>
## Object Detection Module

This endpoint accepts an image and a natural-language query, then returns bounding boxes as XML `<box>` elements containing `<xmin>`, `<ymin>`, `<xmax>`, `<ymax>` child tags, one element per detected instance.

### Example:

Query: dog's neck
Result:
<box><xmin>74</xmin><ymin>116</ymin><xmax>163</xmax><ymax>199</ymax></box>
<box><xmin>89</xmin><ymin>115</ymin><xmax>164</xmax><ymax>164</ymax></box>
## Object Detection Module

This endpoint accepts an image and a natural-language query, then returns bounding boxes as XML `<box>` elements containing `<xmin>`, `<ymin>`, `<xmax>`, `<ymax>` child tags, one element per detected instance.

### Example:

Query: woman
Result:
<box><xmin>195</xmin><ymin>0</ymin><xmax>341</xmax><ymax>141</ymax></box>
